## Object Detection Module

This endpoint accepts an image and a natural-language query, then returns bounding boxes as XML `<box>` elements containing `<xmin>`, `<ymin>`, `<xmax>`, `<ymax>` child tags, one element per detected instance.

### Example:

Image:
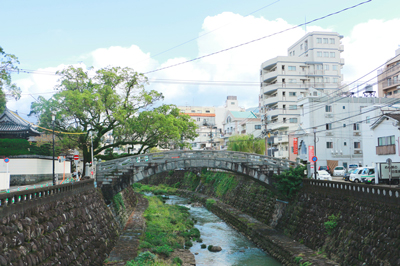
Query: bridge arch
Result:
<box><xmin>96</xmin><ymin>150</ymin><xmax>300</xmax><ymax>202</ymax></box>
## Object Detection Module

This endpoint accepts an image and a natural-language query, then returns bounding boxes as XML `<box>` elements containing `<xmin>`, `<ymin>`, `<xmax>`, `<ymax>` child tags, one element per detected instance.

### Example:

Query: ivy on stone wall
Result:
<box><xmin>112</xmin><ymin>193</ymin><xmax>125</xmax><ymax>213</ymax></box>
<box><xmin>273</xmin><ymin>165</ymin><xmax>306</xmax><ymax>200</ymax></box>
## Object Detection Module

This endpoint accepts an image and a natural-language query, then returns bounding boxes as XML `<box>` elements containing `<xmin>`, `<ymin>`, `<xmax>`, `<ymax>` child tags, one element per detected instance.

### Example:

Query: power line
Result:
<box><xmin>143</xmin><ymin>0</ymin><xmax>372</xmax><ymax>75</ymax></box>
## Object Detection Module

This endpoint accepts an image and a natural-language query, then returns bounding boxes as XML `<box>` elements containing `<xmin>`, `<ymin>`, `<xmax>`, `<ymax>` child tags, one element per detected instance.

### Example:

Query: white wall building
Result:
<box><xmin>259</xmin><ymin>31</ymin><xmax>345</xmax><ymax>159</ymax></box>
<box><xmin>296</xmin><ymin>91</ymin><xmax>394</xmax><ymax>170</ymax></box>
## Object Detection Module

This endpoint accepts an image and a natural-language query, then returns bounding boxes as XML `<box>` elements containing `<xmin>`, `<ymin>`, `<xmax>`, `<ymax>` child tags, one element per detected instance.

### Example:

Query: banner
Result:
<box><xmin>308</xmin><ymin>146</ymin><xmax>314</xmax><ymax>164</ymax></box>
<box><xmin>293</xmin><ymin>138</ymin><xmax>298</xmax><ymax>155</ymax></box>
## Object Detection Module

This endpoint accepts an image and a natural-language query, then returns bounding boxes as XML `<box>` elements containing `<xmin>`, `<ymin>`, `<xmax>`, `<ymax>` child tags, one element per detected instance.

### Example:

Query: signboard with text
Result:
<box><xmin>293</xmin><ymin>138</ymin><xmax>298</xmax><ymax>155</ymax></box>
<box><xmin>308</xmin><ymin>146</ymin><xmax>314</xmax><ymax>164</ymax></box>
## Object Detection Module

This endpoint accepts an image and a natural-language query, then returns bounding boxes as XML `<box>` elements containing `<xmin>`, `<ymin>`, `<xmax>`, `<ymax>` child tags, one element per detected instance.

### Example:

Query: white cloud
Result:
<box><xmin>9</xmin><ymin>14</ymin><xmax>400</xmax><ymax>120</ymax></box>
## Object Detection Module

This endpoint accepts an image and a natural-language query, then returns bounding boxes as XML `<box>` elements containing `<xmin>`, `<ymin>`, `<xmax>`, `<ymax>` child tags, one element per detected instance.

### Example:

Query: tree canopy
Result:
<box><xmin>30</xmin><ymin>66</ymin><xmax>197</xmax><ymax>170</ymax></box>
<box><xmin>0</xmin><ymin>46</ymin><xmax>21</xmax><ymax>113</ymax></box>
<box><xmin>227</xmin><ymin>134</ymin><xmax>265</xmax><ymax>155</ymax></box>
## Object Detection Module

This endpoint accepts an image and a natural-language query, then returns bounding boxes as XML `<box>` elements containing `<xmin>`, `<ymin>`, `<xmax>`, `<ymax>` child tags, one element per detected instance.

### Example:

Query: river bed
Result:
<box><xmin>164</xmin><ymin>195</ymin><xmax>282</xmax><ymax>266</ymax></box>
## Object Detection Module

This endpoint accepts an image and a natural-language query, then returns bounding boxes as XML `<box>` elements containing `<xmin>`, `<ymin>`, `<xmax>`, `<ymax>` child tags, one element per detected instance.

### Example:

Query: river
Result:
<box><xmin>164</xmin><ymin>195</ymin><xmax>282</xmax><ymax>266</ymax></box>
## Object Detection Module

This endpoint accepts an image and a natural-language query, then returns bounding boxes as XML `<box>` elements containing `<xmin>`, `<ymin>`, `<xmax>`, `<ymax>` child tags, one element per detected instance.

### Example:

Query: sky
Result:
<box><xmin>1</xmin><ymin>0</ymin><xmax>400</xmax><ymax>121</ymax></box>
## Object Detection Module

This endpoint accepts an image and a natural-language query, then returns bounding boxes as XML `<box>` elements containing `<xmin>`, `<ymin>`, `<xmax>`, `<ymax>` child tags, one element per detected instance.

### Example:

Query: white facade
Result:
<box><xmin>0</xmin><ymin>157</ymin><xmax>71</xmax><ymax>175</ymax></box>
<box><xmin>296</xmin><ymin>93</ymin><xmax>394</xmax><ymax>169</ymax></box>
<box><xmin>259</xmin><ymin>31</ymin><xmax>344</xmax><ymax>159</ymax></box>
<box><xmin>361</xmin><ymin>109</ymin><xmax>400</xmax><ymax>167</ymax></box>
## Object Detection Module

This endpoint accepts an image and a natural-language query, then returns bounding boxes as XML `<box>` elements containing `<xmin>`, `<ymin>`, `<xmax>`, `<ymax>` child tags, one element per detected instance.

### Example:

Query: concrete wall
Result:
<box><xmin>0</xmin><ymin>157</ymin><xmax>71</xmax><ymax>175</ymax></box>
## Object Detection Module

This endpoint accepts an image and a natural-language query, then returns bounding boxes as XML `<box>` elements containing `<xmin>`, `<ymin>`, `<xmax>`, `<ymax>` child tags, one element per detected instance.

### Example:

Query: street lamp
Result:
<box><xmin>52</xmin><ymin>114</ymin><xmax>56</xmax><ymax>186</ymax></box>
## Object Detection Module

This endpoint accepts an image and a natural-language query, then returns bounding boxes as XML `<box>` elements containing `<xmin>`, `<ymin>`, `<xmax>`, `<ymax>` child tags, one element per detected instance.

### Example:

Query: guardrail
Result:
<box><xmin>303</xmin><ymin>179</ymin><xmax>400</xmax><ymax>204</ymax></box>
<box><xmin>0</xmin><ymin>179</ymin><xmax>94</xmax><ymax>218</ymax></box>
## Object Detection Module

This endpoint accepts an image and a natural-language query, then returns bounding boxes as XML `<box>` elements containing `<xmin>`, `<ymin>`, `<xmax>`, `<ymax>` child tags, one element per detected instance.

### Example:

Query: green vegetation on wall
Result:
<box><xmin>324</xmin><ymin>213</ymin><xmax>340</xmax><ymax>235</ymax></box>
<box><xmin>112</xmin><ymin>193</ymin><xmax>126</xmax><ymax>213</ymax></box>
<box><xmin>273</xmin><ymin>165</ymin><xmax>306</xmax><ymax>199</ymax></box>
<box><xmin>202</xmin><ymin>171</ymin><xmax>238</xmax><ymax>197</ymax></box>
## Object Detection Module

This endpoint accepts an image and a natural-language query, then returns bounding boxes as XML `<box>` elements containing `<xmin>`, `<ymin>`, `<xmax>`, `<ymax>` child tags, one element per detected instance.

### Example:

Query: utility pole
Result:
<box><xmin>52</xmin><ymin>114</ymin><xmax>56</xmax><ymax>186</ymax></box>
<box><xmin>264</xmin><ymin>114</ymin><xmax>268</xmax><ymax>156</ymax></box>
<box><xmin>313</xmin><ymin>127</ymin><xmax>317</xmax><ymax>178</ymax></box>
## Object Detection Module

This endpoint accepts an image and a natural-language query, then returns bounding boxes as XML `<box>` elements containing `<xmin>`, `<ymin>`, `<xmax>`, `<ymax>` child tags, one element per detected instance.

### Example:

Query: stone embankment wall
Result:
<box><xmin>0</xmin><ymin>180</ymin><xmax>122</xmax><ymax>266</ymax></box>
<box><xmin>108</xmin><ymin>186</ymin><xmax>138</xmax><ymax>230</ymax></box>
<box><xmin>277</xmin><ymin>181</ymin><xmax>400</xmax><ymax>266</ymax></box>
<box><xmin>141</xmin><ymin>170</ymin><xmax>400</xmax><ymax>266</ymax></box>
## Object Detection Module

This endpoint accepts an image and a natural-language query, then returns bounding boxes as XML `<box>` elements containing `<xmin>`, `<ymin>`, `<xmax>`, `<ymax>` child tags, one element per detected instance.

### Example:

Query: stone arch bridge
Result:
<box><xmin>96</xmin><ymin>150</ymin><xmax>301</xmax><ymax>202</ymax></box>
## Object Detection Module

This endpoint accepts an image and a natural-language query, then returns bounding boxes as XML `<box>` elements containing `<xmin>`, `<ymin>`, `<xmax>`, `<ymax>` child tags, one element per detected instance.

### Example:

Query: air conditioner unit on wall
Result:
<box><xmin>354</xmin><ymin>132</ymin><xmax>361</xmax><ymax>136</ymax></box>
<box><xmin>326</xmin><ymin>132</ymin><xmax>333</xmax><ymax>136</ymax></box>
<box><xmin>354</xmin><ymin>150</ymin><xmax>362</xmax><ymax>154</ymax></box>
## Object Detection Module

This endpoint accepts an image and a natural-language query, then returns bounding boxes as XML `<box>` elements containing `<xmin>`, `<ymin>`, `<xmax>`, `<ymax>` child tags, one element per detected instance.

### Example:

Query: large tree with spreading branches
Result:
<box><xmin>0</xmin><ymin>46</ymin><xmax>21</xmax><ymax>112</ymax></box>
<box><xmin>30</xmin><ymin>66</ymin><xmax>197</xmax><ymax>173</ymax></box>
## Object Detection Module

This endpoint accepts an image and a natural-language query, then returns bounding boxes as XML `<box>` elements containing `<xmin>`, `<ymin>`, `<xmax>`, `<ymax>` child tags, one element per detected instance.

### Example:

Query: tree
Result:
<box><xmin>30</xmin><ymin>66</ymin><xmax>198</xmax><ymax>173</ymax></box>
<box><xmin>0</xmin><ymin>46</ymin><xmax>21</xmax><ymax>113</ymax></box>
<box><xmin>227</xmin><ymin>134</ymin><xmax>265</xmax><ymax>155</ymax></box>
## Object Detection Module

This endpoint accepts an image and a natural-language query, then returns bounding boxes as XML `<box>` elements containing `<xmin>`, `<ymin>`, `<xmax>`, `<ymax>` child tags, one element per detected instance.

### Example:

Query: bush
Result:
<box><xmin>168</xmin><ymin>170</ymin><xmax>175</xmax><ymax>176</ymax></box>
<box><xmin>172</xmin><ymin>257</ymin><xmax>183</xmax><ymax>265</ymax></box>
<box><xmin>207</xmin><ymin>245</ymin><xmax>213</xmax><ymax>251</ymax></box>
<box><xmin>206</xmin><ymin>198</ymin><xmax>216</xmax><ymax>209</ymax></box>
<box><xmin>154</xmin><ymin>245</ymin><xmax>174</xmax><ymax>257</ymax></box>
<box><xmin>273</xmin><ymin>165</ymin><xmax>306</xmax><ymax>199</ymax></box>
<box><xmin>201</xmin><ymin>244</ymin><xmax>206</xmax><ymax>249</ymax></box>
<box><xmin>135</xmin><ymin>251</ymin><xmax>156</xmax><ymax>264</ymax></box>
<box><xmin>324</xmin><ymin>213</ymin><xmax>340</xmax><ymax>235</ymax></box>
<box><xmin>184</xmin><ymin>241</ymin><xmax>193</xmax><ymax>249</ymax></box>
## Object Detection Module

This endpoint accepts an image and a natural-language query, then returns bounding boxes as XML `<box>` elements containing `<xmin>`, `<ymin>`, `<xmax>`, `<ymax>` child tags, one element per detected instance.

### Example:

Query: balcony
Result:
<box><xmin>275</xmin><ymin>150</ymin><xmax>289</xmax><ymax>159</ymax></box>
<box><xmin>276</xmin><ymin>135</ymin><xmax>289</xmax><ymax>143</ymax></box>
<box><xmin>376</xmin><ymin>145</ymin><xmax>396</xmax><ymax>155</ymax></box>
<box><xmin>338</xmin><ymin>45</ymin><xmax>344</xmax><ymax>52</ymax></box>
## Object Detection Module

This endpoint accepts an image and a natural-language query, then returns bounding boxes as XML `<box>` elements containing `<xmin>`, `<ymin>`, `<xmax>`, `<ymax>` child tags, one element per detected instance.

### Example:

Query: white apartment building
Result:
<box><xmin>178</xmin><ymin>96</ymin><xmax>246</xmax><ymax>150</ymax></box>
<box><xmin>296</xmin><ymin>91</ymin><xmax>394</xmax><ymax>170</ymax></box>
<box><xmin>259</xmin><ymin>31</ymin><xmax>344</xmax><ymax>159</ymax></box>
<box><xmin>377</xmin><ymin>47</ymin><xmax>400</xmax><ymax>98</ymax></box>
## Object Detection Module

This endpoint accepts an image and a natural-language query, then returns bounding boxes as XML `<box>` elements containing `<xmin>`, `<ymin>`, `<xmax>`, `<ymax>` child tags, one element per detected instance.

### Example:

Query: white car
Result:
<box><xmin>333</xmin><ymin>166</ymin><xmax>346</xmax><ymax>176</ymax></box>
<box><xmin>313</xmin><ymin>170</ymin><xmax>332</xmax><ymax>181</ymax></box>
<box><xmin>349</xmin><ymin>167</ymin><xmax>364</xmax><ymax>183</ymax></box>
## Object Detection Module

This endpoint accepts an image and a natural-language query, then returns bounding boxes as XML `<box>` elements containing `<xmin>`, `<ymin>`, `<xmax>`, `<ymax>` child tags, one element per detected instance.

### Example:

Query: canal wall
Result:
<box><xmin>140</xmin><ymin>170</ymin><xmax>400</xmax><ymax>266</ymax></box>
<box><xmin>0</xmin><ymin>180</ymin><xmax>122</xmax><ymax>266</ymax></box>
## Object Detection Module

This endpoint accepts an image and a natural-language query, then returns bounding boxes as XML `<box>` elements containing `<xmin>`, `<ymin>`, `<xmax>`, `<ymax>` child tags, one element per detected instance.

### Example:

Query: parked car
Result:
<box><xmin>318</xmin><ymin>166</ymin><xmax>330</xmax><ymax>173</ymax></box>
<box><xmin>333</xmin><ymin>166</ymin><xmax>346</xmax><ymax>176</ymax></box>
<box><xmin>313</xmin><ymin>170</ymin><xmax>332</xmax><ymax>181</ymax></box>
<box><xmin>361</xmin><ymin>167</ymin><xmax>376</xmax><ymax>184</ymax></box>
<box><xmin>343</xmin><ymin>168</ymin><xmax>357</xmax><ymax>181</ymax></box>
<box><xmin>349</xmin><ymin>167</ymin><xmax>364</xmax><ymax>183</ymax></box>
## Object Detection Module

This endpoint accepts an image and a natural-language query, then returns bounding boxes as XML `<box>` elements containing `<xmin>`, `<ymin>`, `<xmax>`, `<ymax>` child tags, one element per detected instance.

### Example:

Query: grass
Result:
<box><xmin>133</xmin><ymin>183</ymin><xmax>177</xmax><ymax>195</ymax></box>
<box><xmin>137</xmin><ymin>195</ymin><xmax>199</xmax><ymax>258</ymax></box>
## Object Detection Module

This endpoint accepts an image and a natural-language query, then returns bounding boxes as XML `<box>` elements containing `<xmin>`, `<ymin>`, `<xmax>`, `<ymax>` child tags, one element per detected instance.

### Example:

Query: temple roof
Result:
<box><xmin>0</xmin><ymin>108</ymin><xmax>41</xmax><ymax>138</ymax></box>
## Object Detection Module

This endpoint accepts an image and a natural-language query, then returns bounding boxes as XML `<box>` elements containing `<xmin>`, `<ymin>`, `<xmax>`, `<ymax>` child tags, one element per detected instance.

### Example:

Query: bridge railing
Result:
<box><xmin>0</xmin><ymin>180</ymin><xmax>94</xmax><ymax>218</ymax></box>
<box><xmin>97</xmin><ymin>150</ymin><xmax>300</xmax><ymax>174</ymax></box>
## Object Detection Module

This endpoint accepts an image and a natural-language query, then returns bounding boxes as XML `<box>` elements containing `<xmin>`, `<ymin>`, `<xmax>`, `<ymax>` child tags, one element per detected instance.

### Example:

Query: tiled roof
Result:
<box><xmin>0</xmin><ymin>108</ymin><xmax>40</xmax><ymax>136</ymax></box>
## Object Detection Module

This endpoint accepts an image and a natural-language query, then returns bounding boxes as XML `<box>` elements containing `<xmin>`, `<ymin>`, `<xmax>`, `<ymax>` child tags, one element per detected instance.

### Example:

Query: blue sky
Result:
<box><xmin>2</xmin><ymin>0</ymin><xmax>400</xmax><ymax>119</ymax></box>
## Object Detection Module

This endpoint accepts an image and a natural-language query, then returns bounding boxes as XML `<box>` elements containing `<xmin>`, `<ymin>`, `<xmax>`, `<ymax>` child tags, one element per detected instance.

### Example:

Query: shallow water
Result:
<box><xmin>165</xmin><ymin>195</ymin><xmax>282</xmax><ymax>266</ymax></box>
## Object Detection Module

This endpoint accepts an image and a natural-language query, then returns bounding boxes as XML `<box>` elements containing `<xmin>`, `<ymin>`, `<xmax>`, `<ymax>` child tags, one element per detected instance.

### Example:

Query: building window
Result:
<box><xmin>330</xmin><ymin>52</ymin><xmax>335</xmax><ymax>58</ymax></box>
<box><xmin>332</xmin><ymin>65</ymin><xmax>338</xmax><ymax>70</ymax></box>
<box><xmin>255</xmin><ymin>125</ymin><xmax>262</xmax><ymax>130</ymax></box>
<box><xmin>231</xmin><ymin>102</ymin><xmax>235</xmax><ymax>105</ymax></box>
<box><xmin>366</xmin><ymin>116</ymin><xmax>370</xmax><ymax>123</ymax></box>
<box><xmin>293</xmin><ymin>51</ymin><xmax>295</xmax><ymax>56</ymax></box>
<box><xmin>289</xmin><ymin>79</ymin><xmax>296</xmax><ymax>83</ymax></box>
<box><xmin>317</xmin><ymin>38</ymin><xmax>322</xmax><ymax>43</ymax></box>
<box><xmin>323</xmin><ymin>38</ymin><xmax>328</xmax><ymax>44</ymax></box>
<box><xmin>394</xmin><ymin>90</ymin><xmax>399</xmax><ymax>94</ymax></box>
<box><xmin>325</xmin><ymin>105</ymin><xmax>332</xmax><ymax>112</ymax></box>
<box><xmin>289</xmin><ymin>92</ymin><xmax>296</xmax><ymax>96</ymax></box>
<box><xmin>313</xmin><ymin>91</ymin><xmax>317</xmax><ymax>96</ymax></box>
<box><xmin>289</xmin><ymin>118</ymin><xmax>298</xmax><ymax>123</ymax></box>
<box><xmin>316</xmin><ymin>64</ymin><xmax>323</xmax><ymax>70</ymax></box>
<box><xmin>353</xmin><ymin>123</ymin><xmax>360</xmax><ymax>130</ymax></box>
<box><xmin>324</xmin><ymin>52</ymin><xmax>329</xmax><ymax>57</ymax></box>
<box><xmin>343</xmin><ymin>124</ymin><xmax>346</xmax><ymax>127</ymax></box>
<box><xmin>325</xmin><ymin>65</ymin><xmax>329</xmax><ymax>70</ymax></box>
<box><xmin>192</xmin><ymin>143</ymin><xmax>197</xmax><ymax>147</ymax></box>
<box><xmin>300</xmin><ymin>44</ymin><xmax>303</xmax><ymax>50</ymax></box>
<box><xmin>288</xmin><ymin>66</ymin><xmax>296</xmax><ymax>71</ymax></box>
<box><xmin>388</xmin><ymin>92</ymin><xmax>393</xmax><ymax>96</ymax></box>
<box><xmin>329</xmin><ymin>38</ymin><xmax>335</xmax><ymax>44</ymax></box>
<box><xmin>289</xmin><ymin>105</ymin><xmax>297</xmax><ymax>110</ymax></box>
<box><xmin>344</xmin><ymin>142</ymin><xmax>347</xmax><ymax>146</ymax></box>
<box><xmin>326</xmin><ymin>123</ymin><xmax>332</xmax><ymax>130</ymax></box>
<box><xmin>354</xmin><ymin>142</ymin><xmax>361</xmax><ymax>149</ymax></box>
<box><xmin>197</xmin><ymin>118</ymin><xmax>201</xmax><ymax>121</ymax></box>
<box><xmin>333</xmin><ymin>78</ymin><xmax>338</xmax><ymax>83</ymax></box>
<box><xmin>325</xmin><ymin>77</ymin><xmax>330</xmax><ymax>83</ymax></box>
<box><xmin>191</xmin><ymin>110</ymin><xmax>195</xmax><ymax>113</ymax></box>
<box><xmin>378</xmin><ymin>135</ymin><xmax>395</xmax><ymax>146</ymax></box>
<box><xmin>317</xmin><ymin>51</ymin><xmax>322</xmax><ymax>57</ymax></box>
<box><xmin>327</xmin><ymin>142</ymin><xmax>333</xmax><ymax>148</ymax></box>
<box><xmin>290</xmin><ymin>51</ymin><xmax>292</xmax><ymax>56</ymax></box>
<box><xmin>342</xmin><ymin>106</ymin><xmax>345</xmax><ymax>109</ymax></box>
<box><xmin>206</xmin><ymin>110</ymin><xmax>210</xmax><ymax>113</ymax></box>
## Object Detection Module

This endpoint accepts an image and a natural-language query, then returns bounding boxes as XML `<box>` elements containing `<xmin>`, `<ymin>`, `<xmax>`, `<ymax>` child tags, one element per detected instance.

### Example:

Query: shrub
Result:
<box><xmin>154</xmin><ymin>245</ymin><xmax>174</xmax><ymax>257</ymax></box>
<box><xmin>273</xmin><ymin>165</ymin><xmax>306</xmax><ymax>199</ymax></box>
<box><xmin>172</xmin><ymin>257</ymin><xmax>183</xmax><ymax>265</ymax></box>
<box><xmin>205</xmin><ymin>198</ymin><xmax>216</xmax><ymax>209</ymax></box>
<box><xmin>207</xmin><ymin>245</ymin><xmax>213</xmax><ymax>251</ymax></box>
<box><xmin>184</xmin><ymin>241</ymin><xmax>193</xmax><ymax>249</ymax></box>
<box><xmin>324</xmin><ymin>213</ymin><xmax>340</xmax><ymax>235</ymax></box>
<box><xmin>201</xmin><ymin>244</ymin><xmax>206</xmax><ymax>249</ymax></box>
<box><xmin>168</xmin><ymin>170</ymin><xmax>175</xmax><ymax>176</ymax></box>
<box><xmin>135</xmin><ymin>251</ymin><xmax>156</xmax><ymax>264</ymax></box>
